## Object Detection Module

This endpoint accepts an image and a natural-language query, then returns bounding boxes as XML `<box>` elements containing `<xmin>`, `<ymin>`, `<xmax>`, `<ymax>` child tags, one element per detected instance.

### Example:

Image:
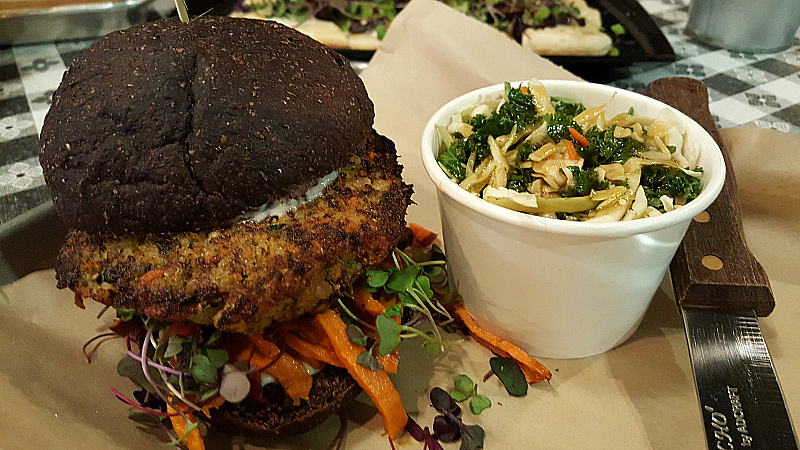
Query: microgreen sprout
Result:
<box><xmin>335</xmin><ymin>245</ymin><xmax>462</xmax><ymax>371</ymax></box>
<box><xmin>429</xmin><ymin>387</ymin><xmax>486</xmax><ymax>450</ymax></box>
<box><xmin>449</xmin><ymin>374</ymin><xmax>492</xmax><ymax>415</ymax></box>
<box><xmin>367</xmin><ymin>248</ymin><xmax>457</xmax><ymax>354</ymax></box>
<box><xmin>489</xmin><ymin>356</ymin><xmax>528</xmax><ymax>396</ymax></box>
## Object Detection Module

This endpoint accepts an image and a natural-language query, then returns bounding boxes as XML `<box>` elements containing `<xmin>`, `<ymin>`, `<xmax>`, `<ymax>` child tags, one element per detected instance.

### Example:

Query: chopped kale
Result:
<box><xmin>515</xmin><ymin>141</ymin><xmax>537</xmax><ymax>163</ymax></box>
<box><xmin>506</xmin><ymin>167</ymin><xmax>536</xmax><ymax>192</ymax></box>
<box><xmin>551</xmin><ymin>96</ymin><xmax>585</xmax><ymax>116</ymax></box>
<box><xmin>640</xmin><ymin>165</ymin><xmax>703</xmax><ymax>211</ymax></box>
<box><xmin>502</xmin><ymin>85</ymin><xmax>547</xmax><ymax>129</ymax></box>
<box><xmin>559</xmin><ymin>166</ymin><xmax>609</xmax><ymax>197</ymax></box>
<box><xmin>437</xmin><ymin>143</ymin><xmax>467</xmax><ymax>182</ymax></box>
<box><xmin>542</xmin><ymin>112</ymin><xmax>579</xmax><ymax>141</ymax></box>
<box><xmin>579</xmin><ymin>125</ymin><xmax>643</xmax><ymax>167</ymax></box>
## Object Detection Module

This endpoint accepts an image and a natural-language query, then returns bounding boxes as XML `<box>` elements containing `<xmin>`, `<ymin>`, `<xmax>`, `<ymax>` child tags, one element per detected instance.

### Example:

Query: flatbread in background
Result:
<box><xmin>228</xmin><ymin>11</ymin><xmax>380</xmax><ymax>50</ymax></box>
<box><xmin>521</xmin><ymin>0</ymin><xmax>613</xmax><ymax>56</ymax></box>
<box><xmin>230</xmin><ymin>0</ymin><xmax>615</xmax><ymax>56</ymax></box>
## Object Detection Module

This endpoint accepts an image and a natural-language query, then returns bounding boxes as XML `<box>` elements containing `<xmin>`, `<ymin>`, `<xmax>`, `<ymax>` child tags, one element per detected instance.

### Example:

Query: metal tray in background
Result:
<box><xmin>0</xmin><ymin>0</ymin><xmax>152</xmax><ymax>46</ymax></box>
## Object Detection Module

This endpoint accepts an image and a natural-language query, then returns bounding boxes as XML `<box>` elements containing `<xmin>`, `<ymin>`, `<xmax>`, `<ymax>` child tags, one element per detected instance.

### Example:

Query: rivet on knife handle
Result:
<box><xmin>642</xmin><ymin>77</ymin><xmax>773</xmax><ymax>316</ymax></box>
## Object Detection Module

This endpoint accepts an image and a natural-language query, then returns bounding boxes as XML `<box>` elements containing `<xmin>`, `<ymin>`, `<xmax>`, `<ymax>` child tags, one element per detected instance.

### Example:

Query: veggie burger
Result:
<box><xmin>39</xmin><ymin>16</ymin><xmax>413</xmax><ymax>444</ymax></box>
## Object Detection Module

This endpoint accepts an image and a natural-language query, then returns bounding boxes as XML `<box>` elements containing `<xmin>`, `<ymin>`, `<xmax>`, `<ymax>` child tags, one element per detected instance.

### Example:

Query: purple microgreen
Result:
<box><xmin>124</xmin><ymin>350</ymin><xmax>191</xmax><ymax>377</ymax></box>
<box><xmin>346</xmin><ymin>324</ymin><xmax>369</xmax><ymax>347</ymax></box>
<box><xmin>133</xmin><ymin>388</ymin><xmax>167</xmax><ymax>412</ymax></box>
<box><xmin>430</xmin><ymin>387</ymin><xmax>461</xmax><ymax>416</ymax></box>
<box><xmin>96</xmin><ymin>304</ymin><xmax>111</xmax><ymax>319</ymax></box>
<box><xmin>140</xmin><ymin>325</ymin><xmax>162</xmax><ymax>392</ymax></box>
<box><xmin>459</xmin><ymin>423</ymin><xmax>485</xmax><ymax>450</ymax></box>
<box><xmin>111</xmin><ymin>387</ymin><xmax>178</xmax><ymax>418</ymax></box>
<box><xmin>117</xmin><ymin>356</ymin><xmax>160</xmax><ymax>394</ymax></box>
<box><xmin>482</xmin><ymin>369</ymin><xmax>494</xmax><ymax>382</ymax></box>
<box><xmin>489</xmin><ymin>356</ymin><xmax>528</xmax><ymax>396</ymax></box>
<box><xmin>356</xmin><ymin>350</ymin><xmax>385</xmax><ymax>371</ymax></box>
<box><xmin>424</xmin><ymin>426</ymin><xmax>445</xmax><ymax>450</ymax></box>
<box><xmin>158</xmin><ymin>365</ymin><xmax>202</xmax><ymax>413</ymax></box>
<box><xmin>405</xmin><ymin>415</ymin><xmax>426</xmax><ymax>441</ymax></box>
<box><xmin>433</xmin><ymin>414</ymin><xmax>461</xmax><ymax>442</ymax></box>
<box><xmin>82</xmin><ymin>332</ymin><xmax>119</xmax><ymax>363</ymax></box>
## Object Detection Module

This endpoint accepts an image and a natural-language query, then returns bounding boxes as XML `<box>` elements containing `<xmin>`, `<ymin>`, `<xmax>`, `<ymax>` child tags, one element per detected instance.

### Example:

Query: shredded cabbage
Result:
<box><xmin>435</xmin><ymin>79</ymin><xmax>704</xmax><ymax>221</ymax></box>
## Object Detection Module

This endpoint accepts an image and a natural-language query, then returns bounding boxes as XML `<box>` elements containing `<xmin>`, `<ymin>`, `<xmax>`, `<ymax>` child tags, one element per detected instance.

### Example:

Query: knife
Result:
<box><xmin>643</xmin><ymin>77</ymin><xmax>798</xmax><ymax>450</ymax></box>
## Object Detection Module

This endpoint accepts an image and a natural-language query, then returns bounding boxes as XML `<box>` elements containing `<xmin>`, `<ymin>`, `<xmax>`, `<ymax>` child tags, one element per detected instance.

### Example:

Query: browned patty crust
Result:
<box><xmin>56</xmin><ymin>133</ymin><xmax>412</xmax><ymax>334</ymax></box>
<box><xmin>39</xmin><ymin>16</ymin><xmax>374</xmax><ymax>235</ymax></box>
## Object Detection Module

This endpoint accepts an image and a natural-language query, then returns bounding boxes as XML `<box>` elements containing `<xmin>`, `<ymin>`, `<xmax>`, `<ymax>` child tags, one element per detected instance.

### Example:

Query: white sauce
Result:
<box><xmin>237</xmin><ymin>171</ymin><xmax>339</xmax><ymax>223</ymax></box>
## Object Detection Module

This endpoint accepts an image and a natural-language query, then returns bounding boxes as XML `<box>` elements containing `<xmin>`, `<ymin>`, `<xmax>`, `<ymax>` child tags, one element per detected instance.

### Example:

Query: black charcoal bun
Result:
<box><xmin>212</xmin><ymin>365</ymin><xmax>362</xmax><ymax>436</ymax></box>
<box><xmin>40</xmin><ymin>16</ymin><xmax>374</xmax><ymax>235</ymax></box>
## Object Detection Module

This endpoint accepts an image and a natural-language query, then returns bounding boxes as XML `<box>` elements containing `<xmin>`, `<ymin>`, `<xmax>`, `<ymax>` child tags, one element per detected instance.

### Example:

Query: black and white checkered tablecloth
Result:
<box><xmin>1</xmin><ymin>0</ymin><xmax>799</xmax><ymax>229</ymax></box>
<box><xmin>612</xmin><ymin>0</ymin><xmax>800</xmax><ymax>133</ymax></box>
<box><xmin>0</xmin><ymin>40</ymin><xmax>95</xmax><ymax>227</ymax></box>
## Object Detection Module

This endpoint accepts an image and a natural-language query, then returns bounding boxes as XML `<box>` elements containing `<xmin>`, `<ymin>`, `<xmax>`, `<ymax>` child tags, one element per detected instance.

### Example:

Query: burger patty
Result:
<box><xmin>56</xmin><ymin>133</ymin><xmax>412</xmax><ymax>334</ymax></box>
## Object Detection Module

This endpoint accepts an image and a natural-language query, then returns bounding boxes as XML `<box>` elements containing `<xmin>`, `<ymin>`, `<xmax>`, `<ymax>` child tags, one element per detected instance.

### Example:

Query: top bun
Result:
<box><xmin>40</xmin><ymin>16</ymin><xmax>375</xmax><ymax>235</ymax></box>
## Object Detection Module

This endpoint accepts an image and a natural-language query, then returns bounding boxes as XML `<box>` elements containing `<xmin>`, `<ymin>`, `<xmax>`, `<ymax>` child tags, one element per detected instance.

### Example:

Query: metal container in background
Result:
<box><xmin>0</xmin><ymin>0</ymin><xmax>152</xmax><ymax>46</ymax></box>
<box><xmin>685</xmin><ymin>0</ymin><xmax>800</xmax><ymax>53</ymax></box>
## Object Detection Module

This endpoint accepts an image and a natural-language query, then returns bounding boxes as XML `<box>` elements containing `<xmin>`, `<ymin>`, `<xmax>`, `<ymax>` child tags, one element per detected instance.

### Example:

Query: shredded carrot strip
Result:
<box><xmin>167</xmin><ymin>405</ymin><xmax>205</xmax><ymax>450</ymax></box>
<box><xmin>263</xmin><ymin>352</ymin><xmax>314</xmax><ymax>406</ymax></box>
<box><xmin>376</xmin><ymin>350</ymin><xmax>399</xmax><ymax>374</ymax></box>
<box><xmin>520</xmin><ymin>85</ymin><xmax>529</xmax><ymax>94</ymax></box>
<box><xmin>162</xmin><ymin>322</ymin><xmax>196</xmax><ymax>342</ymax></box>
<box><xmin>564</xmin><ymin>139</ymin><xmax>579</xmax><ymax>161</ymax></box>
<box><xmin>569</xmin><ymin>127</ymin><xmax>590</xmax><ymax>147</ymax></box>
<box><xmin>408</xmin><ymin>223</ymin><xmax>438</xmax><ymax>247</ymax></box>
<box><xmin>353</xmin><ymin>284</ymin><xmax>388</xmax><ymax>317</ymax></box>
<box><xmin>249</xmin><ymin>334</ymin><xmax>281</xmax><ymax>360</ymax></box>
<box><xmin>470</xmin><ymin>333</ymin><xmax>544</xmax><ymax>384</ymax></box>
<box><xmin>200</xmin><ymin>395</ymin><xmax>226</xmax><ymax>418</ymax></box>
<box><xmin>249</xmin><ymin>346</ymin><xmax>280</xmax><ymax>371</ymax></box>
<box><xmin>451</xmin><ymin>303</ymin><xmax>551</xmax><ymax>384</ymax></box>
<box><xmin>315</xmin><ymin>309</ymin><xmax>408</xmax><ymax>439</ymax></box>
<box><xmin>139</xmin><ymin>268</ymin><xmax>165</xmax><ymax>283</ymax></box>
<box><xmin>282</xmin><ymin>329</ymin><xmax>344</xmax><ymax>367</ymax></box>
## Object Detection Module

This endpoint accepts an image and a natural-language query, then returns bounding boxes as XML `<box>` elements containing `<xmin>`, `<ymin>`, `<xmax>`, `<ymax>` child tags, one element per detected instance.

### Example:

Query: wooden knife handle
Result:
<box><xmin>642</xmin><ymin>77</ymin><xmax>774</xmax><ymax>316</ymax></box>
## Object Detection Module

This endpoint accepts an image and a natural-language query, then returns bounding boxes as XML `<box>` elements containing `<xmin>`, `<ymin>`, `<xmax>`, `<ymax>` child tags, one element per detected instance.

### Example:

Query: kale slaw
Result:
<box><xmin>433</xmin><ymin>79</ymin><xmax>704</xmax><ymax>222</ymax></box>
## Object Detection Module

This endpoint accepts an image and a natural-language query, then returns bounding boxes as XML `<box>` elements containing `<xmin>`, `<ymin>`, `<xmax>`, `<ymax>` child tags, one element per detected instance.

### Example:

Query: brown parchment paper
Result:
<box><xmin>1</xmin><ymin>0</ymin><xmax>798</xmax><ymax>448</ymax></box>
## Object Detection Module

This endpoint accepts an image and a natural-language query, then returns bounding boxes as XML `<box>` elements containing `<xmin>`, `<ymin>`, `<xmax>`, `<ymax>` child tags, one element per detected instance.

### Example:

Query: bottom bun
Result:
<box><xmin>211</xmin><ymin>365</ymin><xmax>362</xmax><ymax>436</ymax></box>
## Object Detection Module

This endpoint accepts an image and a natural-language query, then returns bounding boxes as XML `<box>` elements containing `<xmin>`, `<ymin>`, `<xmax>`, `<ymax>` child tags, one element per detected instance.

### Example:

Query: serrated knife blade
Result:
<box><xmin>643</xmin><ymin>77</ymin><xmax>798</xmax><ymax>450</ymax></box>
